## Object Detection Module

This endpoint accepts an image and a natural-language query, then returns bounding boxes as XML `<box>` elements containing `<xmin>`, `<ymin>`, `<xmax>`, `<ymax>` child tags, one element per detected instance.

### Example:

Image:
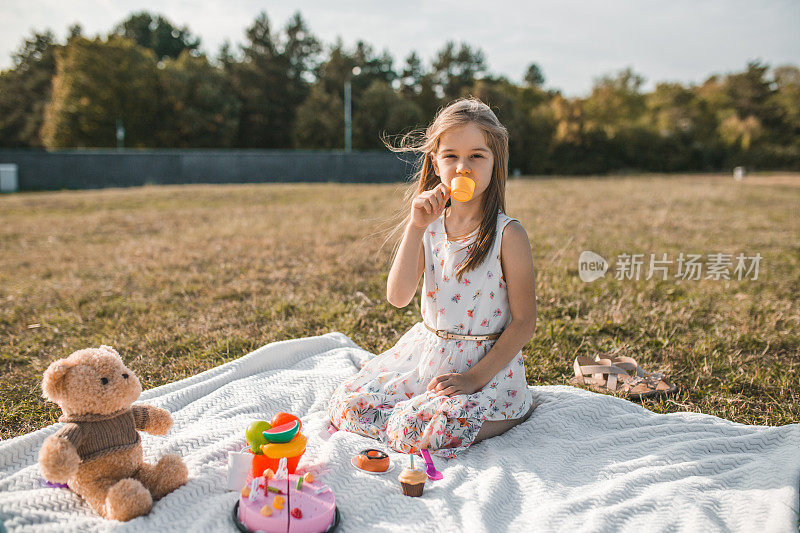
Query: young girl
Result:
<box><xmin>327</xmin><ymin>98</ymin><xmax>537</xmax><ymax>458</ymax></box>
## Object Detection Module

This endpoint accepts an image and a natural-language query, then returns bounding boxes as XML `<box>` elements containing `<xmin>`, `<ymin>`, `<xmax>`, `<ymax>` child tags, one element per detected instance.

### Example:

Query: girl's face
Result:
<box><xmin>431</xmin><ymin>122</ymin><xmax>494</xmax><ymax>205</ymax></box>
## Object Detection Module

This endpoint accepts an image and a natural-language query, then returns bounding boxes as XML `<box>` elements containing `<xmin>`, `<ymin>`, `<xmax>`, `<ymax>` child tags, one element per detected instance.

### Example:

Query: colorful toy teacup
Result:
<box><xmin>450</xmin><ymin>171</ymin><xmax>475</xmax><ymax>202</ymax></box>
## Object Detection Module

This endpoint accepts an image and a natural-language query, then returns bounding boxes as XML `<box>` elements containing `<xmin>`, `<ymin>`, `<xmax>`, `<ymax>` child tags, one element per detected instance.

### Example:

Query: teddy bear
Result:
<box><xmin>38</xmin><ymin>345</ymin><xmax>188</xmax><ymax>521</ymax></box>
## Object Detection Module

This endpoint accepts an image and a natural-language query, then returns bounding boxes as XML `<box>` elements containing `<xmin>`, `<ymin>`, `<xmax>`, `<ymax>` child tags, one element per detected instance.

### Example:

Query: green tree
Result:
<box><xmin>314</xmin><ymin>38</ymin><xmax>396</xmax><ymax>98</ymax></box>
<box><xmin>549</xmin><ymin>93</ymin><xmax>585</xmax><ymax>145</ymax></box>
<box><xmin>525</xmin><ymin>100</ymin><xmax>558</xmax><ymax>174</ymax></box>
<box><xmin>312</xmin><ymin>38</ymin><xmax>353</xmax><ymax>96</ymax></box>
<box><xmin>399</xmin><ymin>51</ymin><xmax>440</xmax><ymax>121</ymax></box>
<box><xmin>645</xmin><ymin>82</ymin><xmax>696</xmax><ymax>136</ymax></box>
<box><xmin>432</xmin><ymin>41</ymin><xmax>487</xmax><ymax>102</ymax></box>
<box><xmin>770</xmin><ymin>64</ymin><xmax>800</xmax><ymax>140</ymax></box>
<box><xmin>230</xmin><ymin>12</ymin><xmax>290</xmax><ymax>147</ymax></box>
<box><xmin>292</xmin><ymin>84</ymin><xmax>343</xmax><ymax>148</ymax></box>
<box><xmin>41</xmin><ymin>35</ymin><xmax>159</xmax><ymax>148</ymax></box>
<box><xmin>112</xmin><ymin>12</ymin><xmax>200</xmax><ymax>61</ymax></box>
<box><xmin>688</xmin><ymin>62</ymin><xmax>771</xmax><ymax>163</ymax></box>
<box><xmin>766</xmin><ymin>64</ymin><xmax>800</xmax><ymax>167</ymax></box>
<box><xmin>640</xmin><ymin>83</ymin><xmax>709</xmax><ymax>170</ymax></box>
<box><xmin>0</xmin><ymin>30</ymin><xmax>58</xmax><ymax>147</ymax></box>
<box><xmin>688</xmin><ymin>75</ymin><xmax>727</xmax><ymax>140</ymax></box>
<box><xmin>583</xmin><ymin>67</ymin><xmax>647</xmax><ymax>137</ymax></box>
<box><xmin>722</xmin><ymin>60</ymin><xmax>782</xmax><ymax>129</ymax></box>
<box><xmin>230</xmin><ymin>11</ymin><xmax>320</xmax><ymax>148</ymax></box>
<box><xmin>398</xmin><ymin>51</ymin><xmax>423</xmax><ymax>100</ymax></box>
<box><xmin>311</xmin><ymin>38</ymin><xmax>401</xmax><ymax>146</ymax></box>
<box><xmin>523</xmin><ymin>63</ymin><xmax>545</xmax><ymax>87</ymax></box>
<box><xmin>353</xmin><ymin>80</ymin><xmax>423</xmax><ymax>149</ymax></box>
<box><xmin>352</xmin><ymin>41</ymin><xmax>397</xmax><ymax>88</ymax></box>
<box><xmin>470</xmin><ymin>77</ymin><xmax>518</xmax><ymax>152</ymax></box>
<box><xmin>158</xmin><ymin>51</ymin><xmax>240</xmax><ymax>147</ymax></box>
<box><xmin>472</xmin><ymin>76</ymin><xmax>552</xmax><ymax>174</ymax></box>
<box><xmin>279</xmin><ymin>12</ymin><xmax>322</xmax><ymax>83</ymax></box>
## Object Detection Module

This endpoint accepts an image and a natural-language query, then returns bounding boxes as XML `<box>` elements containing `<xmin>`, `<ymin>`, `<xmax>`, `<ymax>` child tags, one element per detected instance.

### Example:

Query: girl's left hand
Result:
<box><xmin>427</xmin><ymin>373</ymin><xmax>480</xmax><ymax>397</ymax></box>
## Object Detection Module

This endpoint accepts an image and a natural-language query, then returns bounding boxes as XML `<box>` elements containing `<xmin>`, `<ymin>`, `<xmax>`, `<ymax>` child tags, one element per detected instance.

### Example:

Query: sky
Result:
<box><xmin>1</xmin><ymin>0</ymin><xmax>798</xmax><ymax>98</ymax></box>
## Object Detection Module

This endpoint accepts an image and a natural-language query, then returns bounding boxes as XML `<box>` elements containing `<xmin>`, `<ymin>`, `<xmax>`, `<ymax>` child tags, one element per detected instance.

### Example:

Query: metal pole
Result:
<box><xmin>344</xmin><ymin>77</ymin><xmax>352</xmax><ymax>152</ymax></box>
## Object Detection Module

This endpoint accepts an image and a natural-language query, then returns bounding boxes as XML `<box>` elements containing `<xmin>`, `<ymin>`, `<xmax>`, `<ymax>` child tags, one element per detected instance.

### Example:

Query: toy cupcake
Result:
<box><xmin>397</xmin><ymin>455</ymin><xmax>426</xmax><ymax>497</ymax></box>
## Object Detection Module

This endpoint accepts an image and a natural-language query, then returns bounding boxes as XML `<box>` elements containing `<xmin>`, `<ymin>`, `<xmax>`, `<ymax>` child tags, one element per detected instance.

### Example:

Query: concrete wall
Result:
<box><xmin>0</xmin><ymin>149</ymin><xmax>418</xmax><ymax>191</ymax></box>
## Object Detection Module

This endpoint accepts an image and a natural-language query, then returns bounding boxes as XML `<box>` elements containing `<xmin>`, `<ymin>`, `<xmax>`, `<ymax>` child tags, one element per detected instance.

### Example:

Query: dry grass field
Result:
<box><xmin>1</xmin><ymin>173</ymin><xmax>798</xmax><ymax>440</ymax></box>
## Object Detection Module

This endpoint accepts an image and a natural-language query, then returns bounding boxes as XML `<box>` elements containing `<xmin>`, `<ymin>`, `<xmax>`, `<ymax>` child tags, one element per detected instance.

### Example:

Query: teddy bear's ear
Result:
<box><xmin>42</xmin><ymin>359</ymin><xmax>73</xmax><ymax>402</ymax></box>
<box><xmin>99</xmin><ymin>345</ymin><xmax>122</xmax><ymax>360</ymax></box>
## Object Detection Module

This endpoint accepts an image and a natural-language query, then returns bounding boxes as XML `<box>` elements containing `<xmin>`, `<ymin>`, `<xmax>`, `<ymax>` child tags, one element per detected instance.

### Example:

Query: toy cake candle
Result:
<box><xmin>397</xmin><ymin>454</ymin><xmax>426</xmax><ymax>497</ymax></box>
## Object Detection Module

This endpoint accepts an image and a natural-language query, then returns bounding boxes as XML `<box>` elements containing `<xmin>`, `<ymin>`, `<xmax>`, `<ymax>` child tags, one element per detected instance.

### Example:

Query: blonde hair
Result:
<box><xmin>380</xmin><ymin>97</ymin><xmax>509</xmax><ymax>281</ymax></box>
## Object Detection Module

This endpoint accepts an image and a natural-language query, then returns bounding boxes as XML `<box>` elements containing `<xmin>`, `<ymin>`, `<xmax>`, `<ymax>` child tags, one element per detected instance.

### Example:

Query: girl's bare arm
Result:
<box><xmin>386</xmin><ymin>223</ymin><xmax>426</xmax><ymax>308</ymax></box>
<box><xmin>387</xmin><ymin>184</ymin><xmax>449</xmax><ymax>308</ymax></box>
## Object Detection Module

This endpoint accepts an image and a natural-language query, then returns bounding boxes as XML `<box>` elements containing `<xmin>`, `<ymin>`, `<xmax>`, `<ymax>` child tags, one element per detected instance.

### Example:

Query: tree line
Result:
<box><xmin>1</xmin><ymin>10</ymin><xmax>798</xmax><ymax>174</ymax></box>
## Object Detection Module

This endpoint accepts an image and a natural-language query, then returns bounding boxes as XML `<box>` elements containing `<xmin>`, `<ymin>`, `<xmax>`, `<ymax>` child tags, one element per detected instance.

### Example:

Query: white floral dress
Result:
<box><xmin>327</xmin><ymin>210</ymin><xmax>534</xmax><ymax>458</ymax></box>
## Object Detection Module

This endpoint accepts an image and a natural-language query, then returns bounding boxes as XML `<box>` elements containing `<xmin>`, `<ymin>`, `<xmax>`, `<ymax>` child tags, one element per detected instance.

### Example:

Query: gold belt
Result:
<box><xmin>423</xmin><ymin>322</ymin><xmax>503</xmax><ymax>341</ymax></box>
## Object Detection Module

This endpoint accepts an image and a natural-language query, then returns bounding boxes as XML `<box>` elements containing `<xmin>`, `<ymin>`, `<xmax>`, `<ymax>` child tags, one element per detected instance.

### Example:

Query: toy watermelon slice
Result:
<box><xmin>263</xmin><ymin>420</ymin><xmax>300</xmax><ymax>443</ymax></box>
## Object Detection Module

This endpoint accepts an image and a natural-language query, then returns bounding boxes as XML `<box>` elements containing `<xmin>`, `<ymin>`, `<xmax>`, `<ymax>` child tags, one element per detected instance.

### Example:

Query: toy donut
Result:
<box><xmin>356</xmin><ymin>448</ymin><xmax>390</xmax><ymax>472</ymax></box>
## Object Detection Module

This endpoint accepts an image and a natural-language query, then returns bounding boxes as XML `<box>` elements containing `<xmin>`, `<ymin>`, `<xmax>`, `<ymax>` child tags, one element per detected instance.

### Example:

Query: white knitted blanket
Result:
<box><xmin>1</xmin><ymin>333</ymin><xmax>798</xmax><ymax>532</ymax></box>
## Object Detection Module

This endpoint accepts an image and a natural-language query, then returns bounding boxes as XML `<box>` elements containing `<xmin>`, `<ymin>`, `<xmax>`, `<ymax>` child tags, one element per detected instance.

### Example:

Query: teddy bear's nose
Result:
<box><xmin>122</xmin><ymin>373</ymin><xmax>129</xmax><ymax>379</ymax></box>
<box><xmin>100</xmin><ymin>377</ymin><xmax>109</xmax><ymax>385</ymax></box>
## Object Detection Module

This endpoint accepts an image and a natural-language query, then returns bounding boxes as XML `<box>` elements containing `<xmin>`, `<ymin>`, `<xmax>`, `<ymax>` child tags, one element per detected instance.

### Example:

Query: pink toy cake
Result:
<box><xmin>235</xmin><ymin>471</ymin><xmax>337</xmax><ymax>533</ymax></box>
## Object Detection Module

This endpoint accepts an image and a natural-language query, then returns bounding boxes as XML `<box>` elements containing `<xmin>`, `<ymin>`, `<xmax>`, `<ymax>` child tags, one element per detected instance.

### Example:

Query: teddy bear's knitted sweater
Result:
<box><xmin>55</xmin><ymin>405</ymin><xmax>149</xmax><ymax>462</ymax></box>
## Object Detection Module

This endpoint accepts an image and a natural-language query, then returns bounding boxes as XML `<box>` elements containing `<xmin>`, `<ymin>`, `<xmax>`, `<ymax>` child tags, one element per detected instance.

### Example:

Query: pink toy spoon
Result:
<box><xmin>419</xmin><ymin>449</ymin><xmax>443</xmax><ymax>480</ymax></box>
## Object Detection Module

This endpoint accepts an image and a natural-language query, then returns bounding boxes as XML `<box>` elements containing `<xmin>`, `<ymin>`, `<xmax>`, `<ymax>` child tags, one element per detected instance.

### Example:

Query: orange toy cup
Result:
<box><xmin>450</xmin><ymin>175</ymin><xmax>475</xmax><ymax>202</ymax></box>
<box><xmin>249</xmin><ymin>432</ymin><xmax>307</xmax><ymax>476</ymax></box>
<box><xmin>250</xmin><ymin>450</ymin><xmax>303</xmax><ymax>476</ymax></box>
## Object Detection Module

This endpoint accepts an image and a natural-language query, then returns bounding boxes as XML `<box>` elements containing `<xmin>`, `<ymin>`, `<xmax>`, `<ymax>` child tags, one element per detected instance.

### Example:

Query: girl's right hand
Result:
<box><xmin>410</xmin><ymin>184</ymin><xmax>450</xmax><ymax>229</ymax></box>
